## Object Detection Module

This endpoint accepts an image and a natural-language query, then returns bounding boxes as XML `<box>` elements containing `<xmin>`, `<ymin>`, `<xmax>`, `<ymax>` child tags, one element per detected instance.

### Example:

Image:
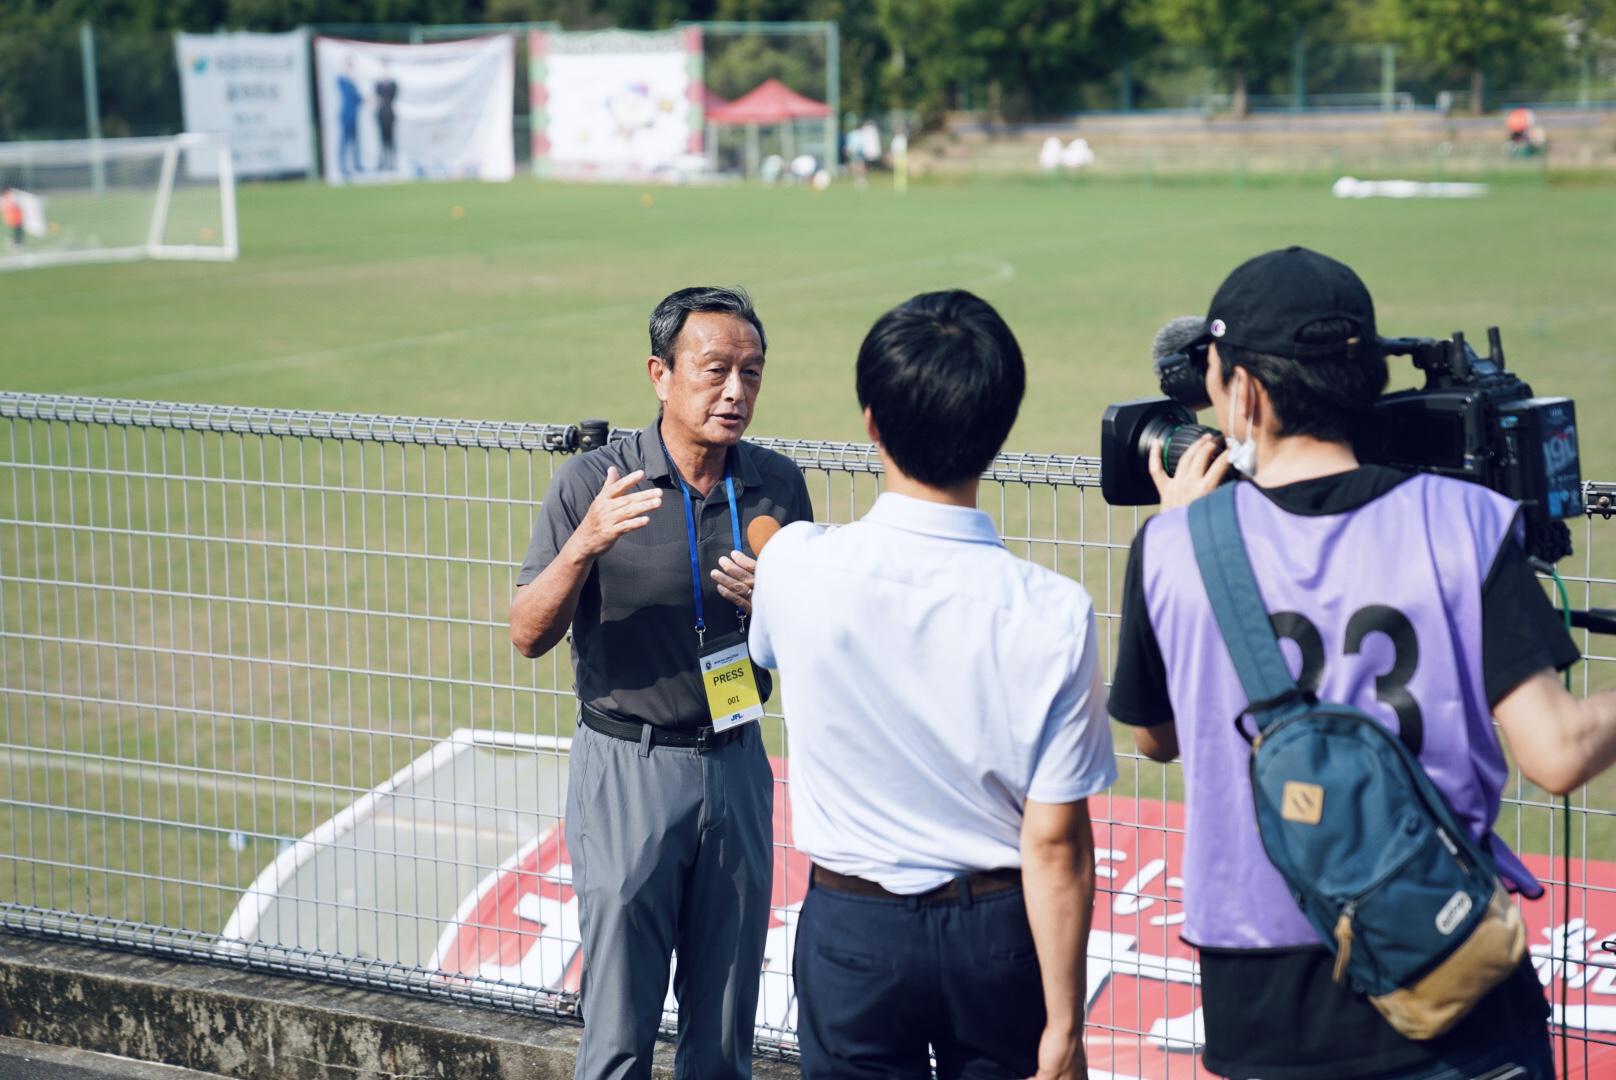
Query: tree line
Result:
<box><xmin>2</xmin><ymin>0</ymin><xmax>1613</xmax><ymax>141</ymax></box>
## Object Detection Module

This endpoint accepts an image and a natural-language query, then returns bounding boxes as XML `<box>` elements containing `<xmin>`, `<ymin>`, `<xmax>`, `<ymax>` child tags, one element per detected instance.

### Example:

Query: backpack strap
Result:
<box><xmin>1188</xmin><ymin>486</ymin><xmax>1311</xmax><ymax>735</ymax></box>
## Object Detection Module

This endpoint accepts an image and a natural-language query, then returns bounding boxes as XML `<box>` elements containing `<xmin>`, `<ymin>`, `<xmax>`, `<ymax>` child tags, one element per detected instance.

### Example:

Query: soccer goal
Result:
<box><xmin>0</xmin><ymin>133</ymin><xmax>238</xmax><ymax>272</ymax></box>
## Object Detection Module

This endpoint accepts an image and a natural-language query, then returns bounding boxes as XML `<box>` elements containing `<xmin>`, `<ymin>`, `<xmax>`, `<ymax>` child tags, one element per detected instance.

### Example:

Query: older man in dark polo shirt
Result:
<box><xmin>510</xmin><ymin>286</ymin><xmax>812</xmax><ymax>1080</ymax></box>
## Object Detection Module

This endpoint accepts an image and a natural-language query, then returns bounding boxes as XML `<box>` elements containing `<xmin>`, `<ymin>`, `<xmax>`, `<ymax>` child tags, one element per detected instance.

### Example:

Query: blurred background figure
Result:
<box><xmin>1</xmin><ymin>187</ymin><xmax>21</xmax><ymax>247</ymax></box>
<box><xmin>1507</xmin><ymin>107</ymin><xmax>1547</xmax><ymax>156</ymax></box>
<box><xmin>374</xmin><ymin>60</ymin><xmax>399</xmax><ymax>171</ymax></box>
<box><xmin>337</xmin><ymin>59</ymin><xmax>364</xmax><ymax>176</ymax></box>
<box><xmin>1061</xmin><ymin>137</ymin><xmax>1095</xmax><ymax>170</ymax></box>
<box><xmin>1039</xmin><ymin>135</ymin><xmax>1063</xmax><ymax>173</ymax></box>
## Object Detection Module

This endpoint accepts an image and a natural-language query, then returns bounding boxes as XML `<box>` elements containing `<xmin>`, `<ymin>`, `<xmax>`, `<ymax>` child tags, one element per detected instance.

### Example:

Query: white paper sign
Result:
<box><xmin>535</xmin><ymin>29</ymin><xmax>701</xmax><ymax>180</ymax></box>
<box><xmin>175</xmin><ymin>31</ymin><xmax>313</xmax><ymax>179</ymax></box>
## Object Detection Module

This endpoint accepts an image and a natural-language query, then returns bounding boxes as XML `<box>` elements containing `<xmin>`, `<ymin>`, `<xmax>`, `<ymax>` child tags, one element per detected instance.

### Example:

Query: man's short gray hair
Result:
<box><xmin>648</xmin><ymin>286</ymin><xmax>767</xmax><ymax>366</ymax></box>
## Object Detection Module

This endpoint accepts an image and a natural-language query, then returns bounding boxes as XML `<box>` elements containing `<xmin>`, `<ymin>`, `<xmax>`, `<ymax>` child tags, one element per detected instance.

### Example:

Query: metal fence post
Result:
<box><xmin>825</xmin><ymin>20</ymin><xmax>840</xmax><ymax>170</ymax></box>
<box><xmin>1292</xmin><ymin>29</ymin><xmax>1306</xmax><ymax>113</ymax></box>
<box><xmin>79</xmin><ymin>22</ymin><xmax>105</xmax><ymax>195</ymax></box>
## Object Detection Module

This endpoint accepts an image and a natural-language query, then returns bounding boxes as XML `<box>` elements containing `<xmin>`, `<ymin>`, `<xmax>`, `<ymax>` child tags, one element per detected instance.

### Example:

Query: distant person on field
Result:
<box><xmin>750</xmin><ymin>290</ymin><xmax>1117</xmax><ymax>1080</ymax></box>
<box><xmin>1507</xmin><ymin>107</ymin><xmax>1547</xmax><ymax>157</ymax></box>
<box><xmin>1</xmin><ymin>188</ymin><xmax>21</xmax><ymax>246</ymax></box>
<box><xmin>337</xmin><ymin>60</ymin><xmax>363</xmax><ymax>177</ymax></box>
<box><xmin>859</xmin><ymin>119</ymin><xmax>882</xmax><ymax>166</ymax></box>
<box><xmin>846</xmin><ymin>126</ymin><xmax>868</xmax><ymax>186</ymax></box>
<box><xmin>375</xmin><ymin>61</ymin><xmax>399</xmax><ymax>171</ymax></box>
<box><xmin>1038</xmin><ymin>136</ymin><xmax>1062</xmax><ymax>173</ymax></box>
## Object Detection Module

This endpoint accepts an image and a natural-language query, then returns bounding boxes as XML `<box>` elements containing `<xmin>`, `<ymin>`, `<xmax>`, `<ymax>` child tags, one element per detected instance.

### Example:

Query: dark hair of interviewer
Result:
<box><xmin>857</xmin><ymin>290</ymin><xmax>1025</xmax><ymax>488</ymax></box>
<box><xmin>1219</xmin><ymin>318</ymin><xmax>1389</xmax><ymax>444</ymax></box>
<box><xmin>648</xmin><ymin>286</ymin><xmax>766</xmax><ymax>366</ymax></box>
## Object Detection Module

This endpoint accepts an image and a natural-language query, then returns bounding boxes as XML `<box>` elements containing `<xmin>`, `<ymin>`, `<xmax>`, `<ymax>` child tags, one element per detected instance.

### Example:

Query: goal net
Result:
<box><xmin>0</xmin><ymin>134</ymin><xmax>238</xmax><ymax>272</ymax></box>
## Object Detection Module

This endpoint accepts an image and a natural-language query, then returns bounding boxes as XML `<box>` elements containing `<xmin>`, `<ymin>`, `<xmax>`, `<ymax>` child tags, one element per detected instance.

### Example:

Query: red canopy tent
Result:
<box><xmin>704</xmin><ymin>79</ymin><xmax>831</xmax><ymax>178</ymax></box>
<box><xmin>706</xmin><ymin>78</ymin><xmax>829</xmax><ymax>125</ymax></box>
<box><xmin>702</xmin><ymin>87</ymin><xmax>731</xmax><ymax>114</ymax></box>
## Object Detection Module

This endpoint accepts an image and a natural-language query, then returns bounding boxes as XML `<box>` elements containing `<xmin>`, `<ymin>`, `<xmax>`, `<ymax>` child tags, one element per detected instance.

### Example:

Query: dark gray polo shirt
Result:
<box><xmin>517</xmin><ymin>417</ymin><xmax>814</xmax><ymax>729</ymax></box>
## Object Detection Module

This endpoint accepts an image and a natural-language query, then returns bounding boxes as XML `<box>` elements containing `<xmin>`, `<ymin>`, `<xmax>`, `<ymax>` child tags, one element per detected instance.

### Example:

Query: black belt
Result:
<box><xmin>811</xmin><ymin>864</ymin><xmax>1022</xmax><ymax>905</ymax></box>
<box><xmin>580</xmin><ymin>704</ymin><xmax>746</xmax><ymax>751</ymax></box>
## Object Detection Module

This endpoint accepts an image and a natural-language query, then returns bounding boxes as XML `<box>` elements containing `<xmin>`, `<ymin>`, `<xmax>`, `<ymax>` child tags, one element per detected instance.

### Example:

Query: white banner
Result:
<box><xmin>314</xmin><ymin>35</ymin><xmax>514</xmax><ymax>186</ymax></box>
<box><xmin>534</xmin><ymin>29</ymin><xmax>702</xmax><ymax>180</ymax></box>
<box><xmin>175</xmin><ymin>31</ymin><xmax>313</xmax><ymax>179</ymax></box>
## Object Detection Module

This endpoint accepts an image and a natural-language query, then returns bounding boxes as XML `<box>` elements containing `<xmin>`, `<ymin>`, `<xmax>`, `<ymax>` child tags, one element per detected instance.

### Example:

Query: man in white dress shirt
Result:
<box><xmin>749</xmin><ymin>290</ymin><xmax>1117</xmax><ymax>1080</ymax></box>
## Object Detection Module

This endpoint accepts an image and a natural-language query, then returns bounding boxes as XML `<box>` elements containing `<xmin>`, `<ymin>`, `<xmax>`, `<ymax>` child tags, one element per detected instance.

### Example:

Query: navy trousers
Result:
<box><xmin>792</xmin><ymin>876</ymin><xmax>1047</xmax><ymax>1079</ymax></box>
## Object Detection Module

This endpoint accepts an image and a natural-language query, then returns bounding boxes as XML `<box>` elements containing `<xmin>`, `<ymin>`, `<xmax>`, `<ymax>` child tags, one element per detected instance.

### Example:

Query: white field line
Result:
<box><xmin>1</xmin><ymin>746</ymin><xmax>316</xmax><ymax>805</ymax></box>
<box><xmin>1</xmin><ymin>748</ymin><xmax>527</xmax><ymax>851</ymax></box>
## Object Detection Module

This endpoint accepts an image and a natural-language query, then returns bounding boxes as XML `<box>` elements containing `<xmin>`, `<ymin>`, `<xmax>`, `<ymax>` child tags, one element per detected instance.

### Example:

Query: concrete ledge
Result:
<box><xmin>0</xmin><ymin>1034</ymin><xmax>228</xmax><ymax>1079</ymax></box>
<box><xmin>0</xmin><ymin>933</ymin><xmax>800</xmax><ymax>1079</ymax></box>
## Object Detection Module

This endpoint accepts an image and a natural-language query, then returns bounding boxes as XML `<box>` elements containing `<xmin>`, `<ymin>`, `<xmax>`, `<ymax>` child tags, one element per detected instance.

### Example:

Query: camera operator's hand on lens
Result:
<box><xmin>712</xmin><ymin>550</ymin><xmax>757</xmax><ymax>614</ymax></box>
<box><xmin>572</xmin><ymin>467</ymin><xmax>662</xmax><ymax>559</ymax></box>
<box><xmin>1150</xmin><ymin>434</ymin><xmax>1232</xmax><ymax>510</ymax></box>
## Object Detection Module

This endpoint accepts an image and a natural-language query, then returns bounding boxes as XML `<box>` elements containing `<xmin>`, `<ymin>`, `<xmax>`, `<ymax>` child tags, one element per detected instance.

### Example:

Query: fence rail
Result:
<box><xmin>1</xmin><ymin>392</ymin><xmax>1613</xmax><ymax>1074</ymax></box>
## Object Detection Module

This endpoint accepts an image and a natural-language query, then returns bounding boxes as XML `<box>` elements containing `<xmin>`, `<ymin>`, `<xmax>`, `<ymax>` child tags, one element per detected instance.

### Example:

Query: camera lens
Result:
<box><xmin>1136</xmin><ymin>417</ymin><xmax>1223</xmax><ymax>478</ymax></box>
<box><xmin>1099</xmin><ymin>398</ymin><xmax>1223</xmax><ymax>506</ymax></box>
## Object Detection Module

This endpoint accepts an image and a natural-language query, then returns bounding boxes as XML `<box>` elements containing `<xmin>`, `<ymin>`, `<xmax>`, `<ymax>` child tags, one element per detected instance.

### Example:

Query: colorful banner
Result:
<box><xmin>530</xmin><ymin>28</ymin><xmax>704</xmax><ymax>181</ymax></box>
<box><xmin>313</xmin><ymin>35</ymin><xmax>514</xmax><ymax>186</ymax></box>
<box><xmin>174</xmin><ymin>31</ymin><xmax>313</xmax><ymax>179</ymax></box>
<box><xmin>432</xmin><ymin>782</ymin><xmax>1616</xmax><ymax>1077</ymax></box>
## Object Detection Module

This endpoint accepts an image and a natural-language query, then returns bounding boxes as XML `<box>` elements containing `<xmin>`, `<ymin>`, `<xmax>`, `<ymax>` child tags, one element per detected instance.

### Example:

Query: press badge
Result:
<box><xmin>699</xmin><ymin>632</ymin><xmax>764</xmax><ymax>732</ymax></box>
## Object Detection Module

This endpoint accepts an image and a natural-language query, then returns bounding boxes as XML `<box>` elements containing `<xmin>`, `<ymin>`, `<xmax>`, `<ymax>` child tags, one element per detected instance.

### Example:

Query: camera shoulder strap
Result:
<box><xmin>1189</xmin><ymin>486</ymin><xmax>1311</xmax><ymax>730</ymax></box>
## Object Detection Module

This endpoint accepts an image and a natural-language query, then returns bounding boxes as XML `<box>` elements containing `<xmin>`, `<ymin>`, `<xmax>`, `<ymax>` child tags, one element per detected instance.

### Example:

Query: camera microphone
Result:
<box><xmin>1153</xmin><ymin>316</ymin><xmax>1209</xmax><ymax>374</ymax></box>
<box><xmin>1153</xmin><ymin>316</ymin><xmax>1214</xmax><ymax>411</ymax></box>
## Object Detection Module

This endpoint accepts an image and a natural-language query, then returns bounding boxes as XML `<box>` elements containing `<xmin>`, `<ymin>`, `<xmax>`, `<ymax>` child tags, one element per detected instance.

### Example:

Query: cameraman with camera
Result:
<box><xmin>1108</xmin><ymin>246</ymin><xmax>1616</xmax><ymax>1079</ymax></box>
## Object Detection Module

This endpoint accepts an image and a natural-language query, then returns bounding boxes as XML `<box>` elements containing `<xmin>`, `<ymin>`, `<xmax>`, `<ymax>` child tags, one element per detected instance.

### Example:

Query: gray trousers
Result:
<box><xmin>565</xmin><ymin>720</ymin><xmax>773</xmax><ymax>1080</ymax></box>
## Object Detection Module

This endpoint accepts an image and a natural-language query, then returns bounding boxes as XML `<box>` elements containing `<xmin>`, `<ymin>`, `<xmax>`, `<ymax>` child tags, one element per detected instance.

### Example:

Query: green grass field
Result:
<box><xmin>4</xmin><ymin>176</ymin><xmax>1615</xmax><ymax>473</ymax></box>
<box><xmin>2</xmin><ymin>175</ymin><xmax>1615</xmax><ymax>938</ymax></box>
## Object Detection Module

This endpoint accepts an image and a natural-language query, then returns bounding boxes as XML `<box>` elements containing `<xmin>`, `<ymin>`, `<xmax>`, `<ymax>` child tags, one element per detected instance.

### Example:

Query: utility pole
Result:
<box><xmin>81</xmin><ymin>22</ymin><xmax>106</xmax><ymax>195</ymax></box>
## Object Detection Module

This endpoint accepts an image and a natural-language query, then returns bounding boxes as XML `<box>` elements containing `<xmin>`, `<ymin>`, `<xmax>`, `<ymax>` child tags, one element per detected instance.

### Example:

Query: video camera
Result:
<box><xmin>1099</xmin><ymin>323</ymin><xmax>1584</xmax><ymax>564</ymax></box>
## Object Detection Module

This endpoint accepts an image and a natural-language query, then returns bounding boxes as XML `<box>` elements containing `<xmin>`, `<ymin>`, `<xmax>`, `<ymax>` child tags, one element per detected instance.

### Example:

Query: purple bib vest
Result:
<box><xmin>1141</xmin><ymin>475</ymin><xmax>1540</xmax><ymax>949</ymax></box>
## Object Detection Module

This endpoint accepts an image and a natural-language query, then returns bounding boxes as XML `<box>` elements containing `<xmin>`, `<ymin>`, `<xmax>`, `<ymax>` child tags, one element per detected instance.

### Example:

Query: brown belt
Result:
<box><xmin>810</xmin><ymin>864</ymin><xmax>1021</xmax><ymax>906</ymax></box>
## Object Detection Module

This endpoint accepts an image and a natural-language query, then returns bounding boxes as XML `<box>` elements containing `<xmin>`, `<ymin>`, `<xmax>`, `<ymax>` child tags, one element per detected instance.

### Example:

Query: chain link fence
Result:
<box><xmin>0</xmin><ymin>391</ymin><xmax>1613</xmax><ymax>1073</ymax></box>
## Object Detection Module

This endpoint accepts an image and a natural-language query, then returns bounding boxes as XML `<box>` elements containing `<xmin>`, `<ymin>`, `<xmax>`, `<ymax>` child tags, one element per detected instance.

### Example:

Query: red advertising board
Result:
<box><xmin>433</xmin><ymin>762</ymin><xmax>1616</xmax><ymax>1077</ymax></box>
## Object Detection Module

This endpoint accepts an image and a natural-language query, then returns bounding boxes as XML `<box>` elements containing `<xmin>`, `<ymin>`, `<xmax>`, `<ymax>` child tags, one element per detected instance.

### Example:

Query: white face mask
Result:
<box><xmin>1225</xmin><ymin>374</ymin><xmax>1259</xmax><ymax>477</ymax></box>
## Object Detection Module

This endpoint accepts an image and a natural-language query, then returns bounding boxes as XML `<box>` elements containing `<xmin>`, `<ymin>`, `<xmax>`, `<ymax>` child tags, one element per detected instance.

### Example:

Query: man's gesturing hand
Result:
<box><xmin>712</xmin><ymin>550</ymin><xmax>757</xmax><ymax>614</ymax></box>
<box><xmin>570</xmin><ymin>467</ymin><xmax>662</xmax><ymax>559</ymax></box>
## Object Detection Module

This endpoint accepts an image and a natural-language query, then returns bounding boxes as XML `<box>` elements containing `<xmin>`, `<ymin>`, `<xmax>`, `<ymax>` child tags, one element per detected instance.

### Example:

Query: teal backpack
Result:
<box><xmin>1189</xmin><ymin>485</ymin><xmax>1526</xmax><ymax>1040</ymax></box>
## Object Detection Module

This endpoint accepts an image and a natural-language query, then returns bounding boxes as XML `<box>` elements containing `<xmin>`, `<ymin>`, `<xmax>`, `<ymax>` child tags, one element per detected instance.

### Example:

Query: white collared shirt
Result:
<box><xmin>750</xmin><ymin>492</ymin><xmax>1117</xmax><ymax>894</ymax></box>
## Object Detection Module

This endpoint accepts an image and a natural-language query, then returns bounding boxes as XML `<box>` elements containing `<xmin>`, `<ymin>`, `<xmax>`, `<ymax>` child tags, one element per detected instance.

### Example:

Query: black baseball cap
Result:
<box><xmin>1205</xmin><ymin>246</ymin><xmax>1377</xmax><ymax>361</ymax></box>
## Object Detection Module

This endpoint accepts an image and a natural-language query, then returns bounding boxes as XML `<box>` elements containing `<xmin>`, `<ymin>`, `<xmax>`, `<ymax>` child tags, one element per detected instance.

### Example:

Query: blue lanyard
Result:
<box><xmin>662</xmin><ymin>434</ymin><xmax>745</xmax><ymax>645</ymax></box>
